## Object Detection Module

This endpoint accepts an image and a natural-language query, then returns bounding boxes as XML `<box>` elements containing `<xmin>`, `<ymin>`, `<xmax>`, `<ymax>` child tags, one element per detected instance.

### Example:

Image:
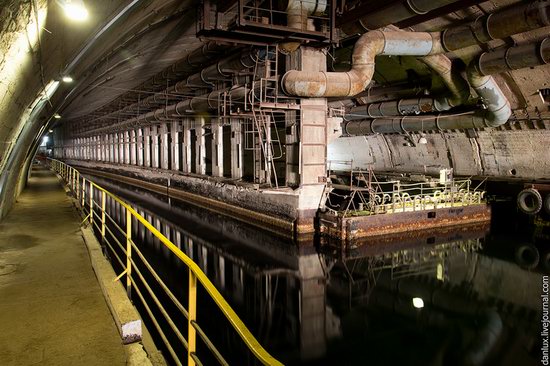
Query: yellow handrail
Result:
<box><xmin>47</xmin><ymin>158</ymin><xmax>283</xmax><ymax>366</ymax></box>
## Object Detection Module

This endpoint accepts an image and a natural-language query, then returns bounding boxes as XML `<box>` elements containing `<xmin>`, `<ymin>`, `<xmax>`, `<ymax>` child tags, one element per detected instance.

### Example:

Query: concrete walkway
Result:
<box><xmin>0</xmin><ymin>165</ymin><xmax>126</xmax><ymax>365</ymax></box>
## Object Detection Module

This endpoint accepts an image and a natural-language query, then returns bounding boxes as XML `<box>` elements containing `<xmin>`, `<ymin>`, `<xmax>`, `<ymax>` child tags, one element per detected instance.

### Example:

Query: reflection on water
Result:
<box><xmin>87</xmin><ymin>175</ymin><xmax>544</xmax><ymax>366</ymax></box>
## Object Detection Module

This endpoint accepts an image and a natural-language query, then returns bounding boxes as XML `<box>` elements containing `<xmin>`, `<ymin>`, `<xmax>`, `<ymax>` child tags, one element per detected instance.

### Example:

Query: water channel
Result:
<box><xmin>85</xmin><ymin>174</ymin><xmax>545</xmax><ymax>366</ymax></box>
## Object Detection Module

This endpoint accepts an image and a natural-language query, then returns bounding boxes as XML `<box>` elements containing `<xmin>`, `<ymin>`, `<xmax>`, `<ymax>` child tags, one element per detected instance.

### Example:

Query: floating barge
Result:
<box><xmin>319</xmin><ymin>169</ymin><xmax>492</xmax><ymax>248</ymax></box>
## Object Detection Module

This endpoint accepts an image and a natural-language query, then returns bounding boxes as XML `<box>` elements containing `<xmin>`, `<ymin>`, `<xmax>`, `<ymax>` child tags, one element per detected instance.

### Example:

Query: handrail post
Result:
<box><xmin>188</xmin><ymin>269</ymin><xmax>197</xmax><ymax>366</ymax></box>
<box><xmin>126</xmin><ymin>207</ymin><xmax>132</xmax><ymax>299</ymax></box>
<box><xmin>71</xmin><ymin>168</ymin><xmax>75</xmax><ymax>193</ymax></box>
<box><xmin>101</xmin><ymin>191</ymin><xmax>106</xmax><ymax>242</ymax></box>
<box><xmin>89</xmin><ymin>182</ymin><xmax>94</xmax><ymax>225</ymax></box>
<box><xmin>82</xmin><ymin>178</ymin><xmax>86</xmax><ymax>207</ymax></box>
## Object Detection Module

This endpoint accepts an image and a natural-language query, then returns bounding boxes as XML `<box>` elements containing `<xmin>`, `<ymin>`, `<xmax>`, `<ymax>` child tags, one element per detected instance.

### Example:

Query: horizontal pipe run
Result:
<box><xmin>288</xmin><ymin>2</ymin><xmax>550</xmax><ymax>99</ymax></box>
<box><xmin>82</xmin><ymin>49</ymin><xmax>263</xmax><ymax>133</ymax></box>
<box><xmin>342</xmin><ymin>0</ymin><xmax>461</xmax><ymax>35</ymax></box>
<box><xmin>342</xmin><ymin>56</ymin><xmax>470</xmax><ymax>120</ymax></box>
<box><xmin>81</xmin><ymin>85</ymin><xmax>257</xmax><ymax>136</ymax></box>
<box><xmin>343</xmin><ymin>58</ymin><xmax>512</xmax><ymax>134</ymax></box>
<box><xmin>345</xmin><ymin>98</ymin><xmax>440</xmax><ymax>120</ymax></box>
<box><xmin>478</xmin><ymin>37</ymin><xmax>550</xmax><ymax>76</ymax></box>
<box><xmin>172</xmin><ymin>43</ymin><xmax>227</xmax><ymax>74</ymax></box>
<box><xmin>344</xmin><ymin>113</ymin><xmax>490</xmax><ymax>135</ymax></box>
<box><xmin>442</xmin><ymin>1</ymin><xmax>550</xmax><ymax>51</ymax></box>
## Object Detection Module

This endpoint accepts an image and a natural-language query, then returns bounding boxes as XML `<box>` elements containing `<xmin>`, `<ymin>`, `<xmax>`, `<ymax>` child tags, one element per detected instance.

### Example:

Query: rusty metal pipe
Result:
<box><xmin>82</xmin><ymin>85</ymin><xmax>256</xmax><ymax>136</ymax></box>
<box><xmin>345</xmin><ymin>98</ymin><xmax>440</xmax><ymax>120</ymax></box>
<box><xmin>83</xmin><ymin>49</ymin><xmax>263</xmax><ymax>129</ymax></box>
<box><xmin>342</xmin><ymin>0</ymin><xmax>461</xmax><ymax>35</ymax></box>
<box><xmin>343</xmin><ymin>50</ymin><xmax>520</xmax><ymax>134</ymax></box>
<box><xmin>442</xmin><ymin>1</ymin><xmax>550</xmax><ymax>51</ymax></box>
<box><xmin>420</xmin><ymin>54</ymin><xmax>470</xmax><ymax>109</ymax></box>
<box><xmin>284</xmin><ymin>0</ymin><xmax>326</xmax><ymax>29</ymax></box>
<box><xmin>343</xmin><ymin>53</ymin><xmax>471</xmax><ymax>119</ymax></box>
<box><xmin>282</xmin><ymin>31</ymin><xmax>443</xmax><ymax>97</ymax></box>
<box><xmin>477</xmin><ymin>37</ymin><xmax>550</xmax><ymax>76</ymax></box>
<box><xmin>343</xmin><ymin>58</ymin><xmax>512</xmax><ymax>134</ymax></box>
<box><xmin>172</xmin><ymin>43</ymin><xmax>227</xmax><ymax>74</ymax></box>
<box><xmin>467</xmin><ymin>63</ymin><xmax>511</xmax><ymax>128</ymax></box>
<box><xmin>344</xmin><ymin>113</ymin><xmax>489</xmax><ymax>135</ymax></box>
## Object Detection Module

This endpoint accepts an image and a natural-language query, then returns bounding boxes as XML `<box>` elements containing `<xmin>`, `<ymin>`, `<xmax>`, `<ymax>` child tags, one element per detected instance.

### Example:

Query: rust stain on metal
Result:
<box><xmin>420</xmin><ymin>102</ymin><xmax>433</xmax><ymax>112</ymax></box>
<box><xmin>319</xmin><ymin>204</ymin><xmax>492</xmax><ymax>247</ymax></box>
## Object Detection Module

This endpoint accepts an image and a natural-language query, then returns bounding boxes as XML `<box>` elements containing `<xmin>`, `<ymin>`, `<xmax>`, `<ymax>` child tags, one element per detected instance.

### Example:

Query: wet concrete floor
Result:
<box><xmin>0</xmin><ymin>165</ymin><xmax>126</xmax><ymax>365</ymax></box>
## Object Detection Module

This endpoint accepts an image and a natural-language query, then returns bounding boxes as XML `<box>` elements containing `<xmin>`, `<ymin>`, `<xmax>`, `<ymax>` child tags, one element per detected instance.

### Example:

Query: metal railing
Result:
<box><xmin>48</xmin><ymin>158</ymin><xmax>283</xmax><ymax>366</ymax></box>
<box><xmin>325</xmin><ymin>162</ymin><xmax>486</xmax><ymax>217</ymax></box>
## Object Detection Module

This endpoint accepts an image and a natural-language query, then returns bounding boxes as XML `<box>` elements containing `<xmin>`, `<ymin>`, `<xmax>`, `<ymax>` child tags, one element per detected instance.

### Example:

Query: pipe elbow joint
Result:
<box><xmin>484</xmin><ymin>101</ymin><xmax>511</xmax><ymax>127</ymax></box>
<box><xmin>281</xmin><ymin>70</ymin><xmax>328</xmax><ymax>97</ymax></box>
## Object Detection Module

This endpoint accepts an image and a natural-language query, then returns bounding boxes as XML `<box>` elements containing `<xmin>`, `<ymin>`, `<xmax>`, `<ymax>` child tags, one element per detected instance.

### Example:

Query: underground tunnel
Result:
<box><xmin>0</xmin><ymin>0</ymin><xmax>549</xmax><ymax>365</ymax></box>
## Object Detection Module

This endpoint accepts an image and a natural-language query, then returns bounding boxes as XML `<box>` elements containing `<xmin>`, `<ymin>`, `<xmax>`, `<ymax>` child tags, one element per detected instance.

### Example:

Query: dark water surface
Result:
<box><xmin>85</xmin><ymin>175</ymin><xmax>547</xmax><ymax>366</ymax></box>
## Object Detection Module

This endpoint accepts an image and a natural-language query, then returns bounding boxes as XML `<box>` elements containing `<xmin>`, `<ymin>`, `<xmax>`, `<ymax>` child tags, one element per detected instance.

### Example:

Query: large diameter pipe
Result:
<box><xmin>342</xmin><ymin>0</ymin><xmax>461</xmax><ymax>35</ymax></box>
<box><xmin>442</xmin><ymin>1</ymin><xmax>550</xmax><ymax>51</ymax></box>
<box><xmin>477</xmin><ymin>37</ymin><xmax>550</xmax><ymax>76</ymax></box>
<box><xmin>344</xmin><ymin>113</ymin><xmax>489</xmax><ymax>135</ymax></box>
<box><xmin>345</xmin><ymin>98</ymin><xmax>441</xmax><ymax>120</ymax></box>
<box><xmin>420</xmin><ymin>54</ymin><xmax>470</xmax><ymax>108</ymax></box>
<box><xmin>345</xmin><ymin>37</ymin><xmax>549</xmax><ymax>122</ymax></box>
<box><xmin>282</xmin><ymin>31</ymin><xmax>442</xmax><ymax>97</ymax></box>
<box><xmin>344</xmin><ymin>53</ymin><xmax>471</xmax><ymax>120</ymax></box>
<box><xmin>289</xmin><ymin>1</ymin><xmax>550</xmax><ymax>99</ymax></box>
<box><xmin>171</xmin><ymin>43</ymin><xmax>227</xmax><ymax>74</ymax></box>
<box><xmin>284</xmin><ymin>0</ymin><xmax>327</xmax><ymax>29</ymax></box>
<box><xmin>83</xmin><ymin>49</ymin><xmax>263</xmax><ymax>129</ymax></box>
<box><xmin>467</xmin><ymin>64</ymin><xmax>511</xmax><ymax>128</ymax></box>
<box><xmin>343</xmin><ymin>67</ymin><xmax>511</xmax><ymax>134</ymax></box>
<box><xmin>82</xmin><ymin>85</ymin><xmax>257</xmax><ymax>136</ymax></box>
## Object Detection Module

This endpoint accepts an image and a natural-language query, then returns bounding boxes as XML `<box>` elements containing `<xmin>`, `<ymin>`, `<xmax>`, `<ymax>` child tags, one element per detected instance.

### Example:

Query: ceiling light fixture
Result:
<box><xmin>54</xmin><ymin>114</ymin><xmax>61</xmax><ymax>119</ymax></box>
<box><xmin>62</xmin><ymin>76</ymin><xmax>73</xmax><ymax>83</ymax></box>
<box><xmin>412</xmin><ymin>297</ymin><xmax>424</xmax><ymax>309</ymax></box>
<box><xmin>63</xmin><ymin>0</ymin><xmax>89</xmax><ymax>22</ymax></box>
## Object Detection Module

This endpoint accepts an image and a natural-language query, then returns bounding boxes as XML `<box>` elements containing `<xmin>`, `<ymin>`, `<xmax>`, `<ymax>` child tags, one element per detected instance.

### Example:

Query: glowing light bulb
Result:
<box><xmin>62</xmin><ymin>76</ymin><xmax>73</xmax><ymax>83</ymax></box>
<box><xmin>54</xmin><ymin>114</ymin><xmax>61</xmax><ymax>119</ymax></box>
<box><xmin>63</xmin><ymin>0</ymin><xmax>89</xmax><ymax>21</ymax></box>
<box><xmin>412</xmin><ymin>297</ymin><xmax>424</xmax><ymax>309</ymax></box>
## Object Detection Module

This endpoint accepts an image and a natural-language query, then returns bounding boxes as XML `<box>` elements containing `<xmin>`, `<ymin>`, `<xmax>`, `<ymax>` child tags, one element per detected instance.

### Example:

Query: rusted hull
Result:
<box><xmin>321</xmin><ymin>221</ymin><xmax>489</xmax><ymax>256</ymax></box>
<box><xmin>319</xmin><ymin>204</ymin><xmax>491</xmax><ymax>248</ymax></box>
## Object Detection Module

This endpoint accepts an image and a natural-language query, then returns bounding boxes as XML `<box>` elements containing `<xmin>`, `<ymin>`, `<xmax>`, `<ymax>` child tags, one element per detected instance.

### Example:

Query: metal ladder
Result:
<box><xmin>259</xmin><ymin>45</ymin><xmax>279</xmax><ymax>105</ymax></box>
<box><xmin>249</xmin><ymin>45</ymin><xmax>282</xmax><ymax>187</ymax></box>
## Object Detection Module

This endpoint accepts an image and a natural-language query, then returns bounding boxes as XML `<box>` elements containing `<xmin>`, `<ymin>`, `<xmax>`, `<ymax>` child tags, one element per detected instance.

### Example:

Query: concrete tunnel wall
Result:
<box><xmin>0</xmin><ymin>0</ymin><xmax>135</xmax><ymax>219</ymax></box>
<box><xmin>328</xmin><ymin>128</ymin><xmax>550</xmax><ymax>180</ymax></box>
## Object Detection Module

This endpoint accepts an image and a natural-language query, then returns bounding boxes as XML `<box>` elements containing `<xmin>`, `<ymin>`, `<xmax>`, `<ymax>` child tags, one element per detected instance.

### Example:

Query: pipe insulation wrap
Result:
<box><xmin>380</xmin><ymin>32</ymin><xmax>443</xmax><ymax>55</ymax></box>
<box><xmin>442</xmin><ymin>1</ymin><xmax>550</xmax><ymax>51</ymax></box>
<box><xmin>478</xmin><ymin>37</ymin><xmax>550</xmax><ymax>75</ymax></box>
<box><xmin>284</xmin><ymin>0</ymin><xmax>327</xmax><ymax>15</ymax></box>
<box><xmin>342</xmin><ymin>59</ymin><xmax>515</xmax><ymax>135</ymax></box>
<box><xmin>341</xmin><ymin>0</ymin><xmax>460</xmax><ymax>34</ymax></box>
<box><xmin>467</xmin><ymin>65</ymin><xmax>511</xmax><ymax>127</ymax></box>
